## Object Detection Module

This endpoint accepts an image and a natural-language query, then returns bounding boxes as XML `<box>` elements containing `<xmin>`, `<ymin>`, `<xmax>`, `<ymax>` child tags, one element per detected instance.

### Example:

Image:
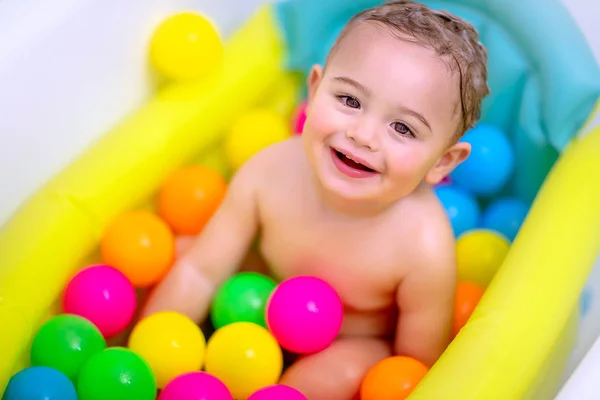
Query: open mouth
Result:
<box><xmin>334</xmin><ymin>149</ymin><xmax>375</xmax><ymax>172</ymax></box>
<box><xmin>330</xmin><ymin>148</ymin><xmax>379</xmax><ymax>179</ymax></box>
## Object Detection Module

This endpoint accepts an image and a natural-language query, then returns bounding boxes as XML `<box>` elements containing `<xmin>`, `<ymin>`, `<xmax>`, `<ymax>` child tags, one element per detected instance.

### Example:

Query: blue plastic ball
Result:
<box><xmin>435</xmin><ymin>185</ymin><xmax>480</xmax><ymax>238</ymax></box>
<box><xmin>451</xmin><ymin>124</ymin><xmax>515</xmax><ymax>196</ymax></box>
<box><xmin>481</xmin><ymin>197</ymin><xmax>529</xmax><ymax>242</ymax></box>
<box><xmin>3</xmin><ymin>366</ymin><xmax>77</xmax><ymax>400</ymax></box>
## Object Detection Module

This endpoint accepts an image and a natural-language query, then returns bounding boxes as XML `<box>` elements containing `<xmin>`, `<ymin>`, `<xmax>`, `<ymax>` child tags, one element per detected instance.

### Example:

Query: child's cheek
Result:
<box><xmin>306</xmin><ymin>106</ymin><xmax>336</xmax><ymax>138</ymax></box>
<box><xmin>308</xmin><ymin>99</ymin><xmax>349</xmax><ymax>138</ymax></box>
<box><xmin>387</xmin><ymin>150</ymin><xmax>421</xmax><ymax>177</ymax></box>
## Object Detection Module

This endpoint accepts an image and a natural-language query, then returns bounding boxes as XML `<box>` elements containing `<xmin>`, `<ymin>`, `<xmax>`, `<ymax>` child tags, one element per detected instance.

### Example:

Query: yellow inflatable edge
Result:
<box><xmin>411</xmin><ymin>125</ymin><xmax>600</xmax><ymax>399</ymax></box>
<box><xmin>0</xmin><ymin>5</ymin><xmax>299</xmax><ymax>393</ymax></box>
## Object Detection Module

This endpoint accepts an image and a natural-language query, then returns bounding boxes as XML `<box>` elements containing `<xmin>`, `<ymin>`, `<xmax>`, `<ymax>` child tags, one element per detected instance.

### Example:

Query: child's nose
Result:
<box><xmin>346</xmin><ymin>121</ymin><xmax>380</xmax><ymax>151</ymax></box>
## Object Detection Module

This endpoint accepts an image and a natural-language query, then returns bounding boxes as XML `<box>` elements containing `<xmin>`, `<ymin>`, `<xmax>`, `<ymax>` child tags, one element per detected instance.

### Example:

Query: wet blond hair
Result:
<box><xmin>327</xmin><ymin>0</ymin><xmax>490</xmax><ymax>140</ymax></box>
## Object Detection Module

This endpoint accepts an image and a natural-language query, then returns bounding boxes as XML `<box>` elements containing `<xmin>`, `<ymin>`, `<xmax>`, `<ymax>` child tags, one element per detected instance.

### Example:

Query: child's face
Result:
<box><xmin>302</xmin><ymin>22</ymin><xmax>470</xmax><ymax>205</ymax></box>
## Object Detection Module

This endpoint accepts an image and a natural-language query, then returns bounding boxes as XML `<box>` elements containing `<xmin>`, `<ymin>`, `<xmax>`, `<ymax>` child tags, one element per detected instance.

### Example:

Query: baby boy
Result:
<box><xmin>142</xmin><ymin>1</ymin><xmax>490</xmax><ymax>398</ymax></box>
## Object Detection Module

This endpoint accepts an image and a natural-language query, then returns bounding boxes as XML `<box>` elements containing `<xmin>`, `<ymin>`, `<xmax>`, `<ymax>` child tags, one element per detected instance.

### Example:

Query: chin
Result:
<box><xmin>317</xmin><ymin>167</ymin><xmax>418</xmax><ymax>208</ymax></box>
<box><xmin>321</xmin><ymin>175</ymin><xmax>381</xmax><ymax>201</ymax></box>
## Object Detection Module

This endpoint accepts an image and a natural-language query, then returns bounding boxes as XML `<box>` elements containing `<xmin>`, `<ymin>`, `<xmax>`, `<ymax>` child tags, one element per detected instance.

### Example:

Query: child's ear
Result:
<box><xmin>424</xmin><ymin>141</ymin><xmax>471</xmax><ymax>185</ymax></box>
<box><xmin>307</xmin><ymin>64</ymin><xmax>323</xmax><ymax>103</ymax></box>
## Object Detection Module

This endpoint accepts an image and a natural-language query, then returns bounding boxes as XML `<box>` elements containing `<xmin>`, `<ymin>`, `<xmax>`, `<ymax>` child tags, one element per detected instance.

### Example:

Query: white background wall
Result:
<box><xmin>0</xmin><ymin>0</ymin><xmax>598</xmax><ymax>228</ymax></box>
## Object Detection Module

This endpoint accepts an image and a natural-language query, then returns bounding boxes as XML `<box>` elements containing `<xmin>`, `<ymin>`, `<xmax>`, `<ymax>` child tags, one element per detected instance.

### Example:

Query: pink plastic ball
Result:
<box><xmin>266</xmin><ymin>276</ymin><xmax>343</xmax><ymax>354</ymax></box>
<box><xmin>158</xmin><ymin>372</ymin><xmax>232</xmax><ymax>400</ymax></box>
<box><xmin>62</xmin><ymin>264</ymin><xmax>137</xmax><ymax>338</ymax></box>
<box><xmin>292</xmin><ymin>101</ymin><xmax>307</xmax><ymax>135</ymax></box>
<box><xmin>248</xmin><ymin>384</ymin><xmax>307</xmax><ymax>400</ymax></box>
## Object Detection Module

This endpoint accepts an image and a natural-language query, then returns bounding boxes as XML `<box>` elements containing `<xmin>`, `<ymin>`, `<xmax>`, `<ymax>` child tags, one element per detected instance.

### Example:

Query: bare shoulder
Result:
<box><xmin>236</xmin><ymin>136</ymin><xmax>303</xmax><ymax>177</ymax></box>
<box><xmin>228</xmin><ymin>136</ymin><xmax>302</xmax><ymax>193</ymax></box>
<box><xmin>394</xmin><ymin>185</ymin><xmax>456</xmax><ymax>280</ymax></box>
<box><xmin>254</xmin><ymin>135</ymin><xmax>305</xmax><ymax>172</ymax></box>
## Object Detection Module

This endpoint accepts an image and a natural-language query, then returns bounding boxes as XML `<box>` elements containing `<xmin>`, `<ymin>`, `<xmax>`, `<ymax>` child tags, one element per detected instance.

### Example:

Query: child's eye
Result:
<box><xmin>391</xmin><ymin>122</ymin><xmax>415</xmax><ymax>137</ymax></box>
<box><xmin>337</xmin><ymin>95</ymin><xmax>361</xmax><ymax>109</ymax></box>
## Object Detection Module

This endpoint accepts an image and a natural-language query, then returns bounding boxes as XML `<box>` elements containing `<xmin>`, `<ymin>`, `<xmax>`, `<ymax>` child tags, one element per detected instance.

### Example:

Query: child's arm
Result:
<box><xmin>140</xmin><ymin>161</ymin><xmax>260</xmax><ymax>323</ymax></box>
<box><xmin>393</xmin><ymin>232</ymin><xmax>456</xmax><ymax>367</ymax></box>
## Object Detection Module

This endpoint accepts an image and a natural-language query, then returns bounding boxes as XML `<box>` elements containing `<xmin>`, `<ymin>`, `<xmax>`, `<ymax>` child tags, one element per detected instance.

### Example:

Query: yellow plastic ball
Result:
<box><xmin>127</xmin><ymin>311</ymin><xmax>206</xmax><ymax>388</ymax></box>
<box><xmin>204</xmin><ymin>322</ymin><xmax>283</xmax><ymax>399</ymax></box>
<box><xmin>149</xmin><ymin>12</ymin><xmax>223</xmax><ymax>80</ymax></box>
<box><xmin>224</xmin><ymin>109</ymin><xmax>291</xmax><ymax>171</ymax></box>
<box><xmin>456</xmin><ymin>229</ymin><xmax>510</xmax><ymax>288</ymax></box>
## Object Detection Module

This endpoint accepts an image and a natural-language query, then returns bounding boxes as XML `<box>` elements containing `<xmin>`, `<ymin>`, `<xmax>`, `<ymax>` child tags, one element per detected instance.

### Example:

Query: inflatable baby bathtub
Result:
<box><xmin>1</xmin><ymin>0</ymin><xmax>600</xmax><ymax>398</ymax></box>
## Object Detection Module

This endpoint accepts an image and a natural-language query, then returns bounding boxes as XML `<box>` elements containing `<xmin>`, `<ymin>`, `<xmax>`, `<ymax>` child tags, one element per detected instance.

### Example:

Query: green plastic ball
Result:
<box><xmin>30</xmin><ymin>314</ymin><xmax>106</xmax><ymax>383</ymax></box>
<box><xmin>210</xmin><ymin>272</ymin><xmax>277</xmax><ymax>329</ymax></box>
<box><xmin>77</xmin><ymin>347</ymin><xmax>157</xmax><ymax>400</ymax></box>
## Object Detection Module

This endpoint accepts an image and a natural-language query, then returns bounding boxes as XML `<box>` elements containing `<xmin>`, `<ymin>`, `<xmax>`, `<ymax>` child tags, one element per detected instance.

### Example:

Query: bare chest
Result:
<box><xmin>258</xmin><ymin>195</ymin><xmax>402</xmax><ymax>312</ymax></box>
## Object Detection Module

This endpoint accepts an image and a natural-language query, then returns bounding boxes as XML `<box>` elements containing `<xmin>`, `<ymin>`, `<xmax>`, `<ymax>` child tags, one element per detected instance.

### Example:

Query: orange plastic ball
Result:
<box><xmin>360</xmin><ymin>356</ymin><xmax>428</xmax><ymax>400</ymax></box>
<box><xmin>452</xmin><ymin>281</ymin><xmax>485</xmax><ymax>338</ymax></box>
<box><xmin>101</xmin><ymin>211</ymin><xmax>175</xmax><ymax>288</ymax></box>
<box><xmin>158</xmin><ymin>165</ymin><xmax>227</xmax><ymax>235</ymax></box>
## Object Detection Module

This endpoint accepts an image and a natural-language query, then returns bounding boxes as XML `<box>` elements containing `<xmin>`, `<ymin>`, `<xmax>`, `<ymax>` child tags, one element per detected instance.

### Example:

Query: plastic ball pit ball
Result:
<box><xmin>481</xmin><ymin>197</ymin><xmax>530</xmax><ymax>242</ymax></box>
<box><xmin>100</xmin><ymin>210</ymin><xmax>175</xmax><ymax>287</ymax></box>
<box><xmin>77</xmin><ymin>347</ymin><xmax>156</xmax><ymax>400</ymax></box>
<box><xmin>30</xmin><ymin>314</ymin><xmax>106</xmax><ymax>383</ymax></box>
<box><xmin>204</xmin><ymin>322</ymin><xmax>283</xmax><ymax>399</ymax></box>
<box><xmin>248</xmin><ymin>384</ymin><xmax>308</xmax><ymax>400</ymax></box>
<box><xmin>158</xmin><ymin>371</ymin><xmax>233</xmax><ymax>400</ymax></box>
<box><xmin>224</xmin><ymin>109</ymin><xmax>291</xmax><ymax>171</ymax></box>
<box><xmin>149</xmin><ymin>12</ymin><xmax>223</xmax><ymax>81</ymax></box>
<box><xmin>453</xmin><ymin>281</ymin><xmax>486</xmax><ymax>338</ymax></box>
<box><xmin>360</xmin><ymin>356</ymin><xmax>429</xmax><ymax>400</ymax></box>
<box><xmin>62</xmin><ymin>264</ymin><xmax>137</xmax><ymax>338</ymax></box>
<box><xmin>128</xmin><ymin>311</ymin><xmax>207</xmax><ymax>388</ymax></box>
<box><xmin>3</xmin><ymin>366</ymin><xmax>77</xmax><ymax>400</ymax></box>
<box><xmin>451</xmin><ymin>123</ymin><xmax>515</xmax><ymax>196</ymax></box>
<box><xmin>434</xmin><ymin>185</ymin><xmax>480</xmax><ymax>238</ymax></box>
<box><xmin>158</xmin><ymin>165</ymin><xmax>227</xmax><ymax>235</ymax></box>
<box><xmin>456</xmin><ymin>229</ymin><xmax>510</xmax><ymax>288</ymax></box>
<box><xmin>266</xmin><ymin>276</ymin><xmax>343</xmax><ymax>354</ymax></box>
<box><xmin>210</xmin><ymin>272</ymin><xmax>277</xmax><ymax>329</ymax></box>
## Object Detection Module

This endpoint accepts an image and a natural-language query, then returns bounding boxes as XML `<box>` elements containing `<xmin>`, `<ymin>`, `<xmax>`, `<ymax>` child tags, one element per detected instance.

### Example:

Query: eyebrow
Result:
<box><xmin>334</xmin><ymin>76</ymin><xmax>432</xmax><ymax>132</ymax></box>
<box><xmin>400</xmin><ymin>107</ymin><xmax>432</xmax><ymax>132</ymax></box>
<box><xmin>334</xmin><ymin>76</ymin><xmax>370</xmax><ymax>95</ymax></box>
